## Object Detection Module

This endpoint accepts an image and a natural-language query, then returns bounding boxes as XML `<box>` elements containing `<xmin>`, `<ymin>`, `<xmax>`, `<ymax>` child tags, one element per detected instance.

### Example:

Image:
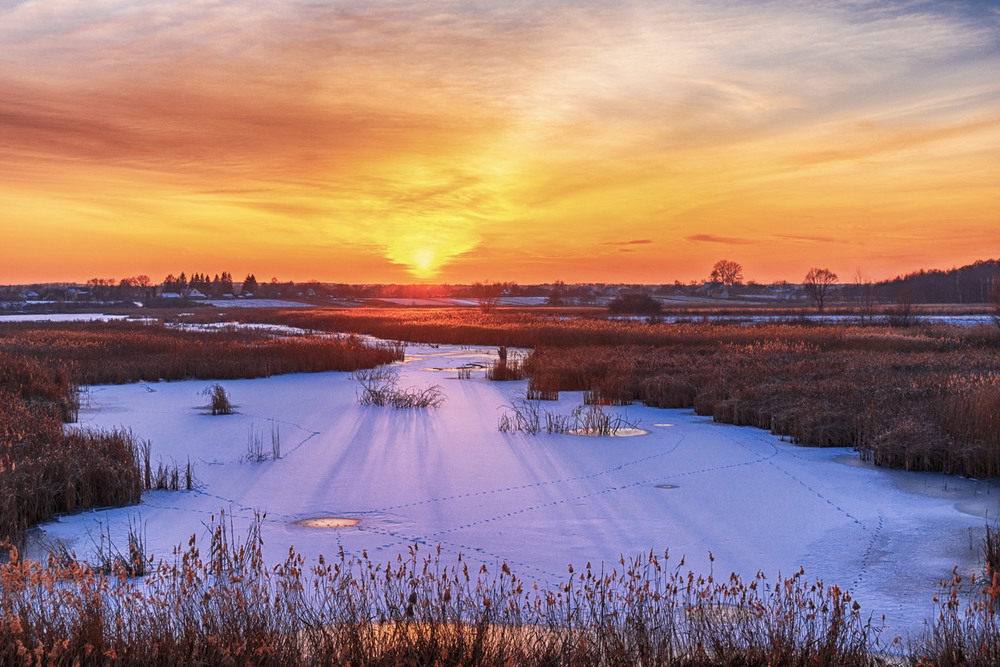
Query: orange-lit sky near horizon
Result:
<box><xmin>2</xmin><ymin>0</ymin><xmax>998</xmax><ymax>285</ymax></box>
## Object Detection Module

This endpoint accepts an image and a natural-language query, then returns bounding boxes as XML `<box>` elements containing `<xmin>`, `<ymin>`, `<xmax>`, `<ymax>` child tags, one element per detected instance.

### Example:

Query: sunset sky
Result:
<box><xmin>2</xmin><ymin>0</ymin><xmax>998</xmax><ymax>285</ymax></box>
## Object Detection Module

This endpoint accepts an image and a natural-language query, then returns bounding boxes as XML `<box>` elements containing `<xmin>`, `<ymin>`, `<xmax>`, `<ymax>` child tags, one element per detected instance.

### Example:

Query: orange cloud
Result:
<box><xmin>1</xmin><ymin>0</ymin><xmax>998</xmax><ymax>284</ymax></box>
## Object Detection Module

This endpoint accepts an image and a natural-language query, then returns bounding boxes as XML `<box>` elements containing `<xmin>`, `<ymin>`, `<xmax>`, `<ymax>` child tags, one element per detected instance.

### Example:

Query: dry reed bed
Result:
<box><xmin>236</xmin><ymin>309</ymin><xmax>1000</xmax><ymax>476</ymax></box>
<box><xmin>234</xmin><ymin>307</ymin><xmax>1000</xmax><ymax>353</ymax></box>
<box><xmin>0</xmin><ymin>388</ymin><xmax>142</xmax><ymax>549</ymax></box>
<box><xmin>4</xmin><ymin>314</ymin><xmax>999</xmax><ymax>663</ymax></box>
<box><xmin>523</xmin><ymin>344</ymin><xmax>1000</xmax><ymax>477</ymax></box>
<box><xmin>2</xmin><ymin>517</ymin><xmax>997</xmax><ymax>666</ymax></box>
<box><xmin>0</xmin><ymin>322</ymin><xmax>405</xmax><ymax>545</ymax></box>
<box><xmin>0</xmin><ymin>513</ymin><xmax>893</xmax><ymax>666</ymax></box>
<box><xmin>0</xmin><ymin>321</ymin><xmax>405</xmax><ymax>385</ymax></box>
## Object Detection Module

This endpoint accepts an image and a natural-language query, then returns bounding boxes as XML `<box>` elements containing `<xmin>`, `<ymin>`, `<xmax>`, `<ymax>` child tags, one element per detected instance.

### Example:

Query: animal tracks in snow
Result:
<box><xmin>43</xmin><ymin>346</ymin><xmax>988</xmax><ymax>640</ymax></box>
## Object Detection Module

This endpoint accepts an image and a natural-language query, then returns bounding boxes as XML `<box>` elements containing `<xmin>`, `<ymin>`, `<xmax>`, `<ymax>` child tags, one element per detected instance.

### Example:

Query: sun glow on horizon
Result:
<box><xmin>410</xmin><ymin>247</ymin><xmax>440</xmax><ymax>278</ymax></box>
<box><xmin>1</xmin><ymin>0</ymin><xmax>998</xmax><ymax>284</ymax></box>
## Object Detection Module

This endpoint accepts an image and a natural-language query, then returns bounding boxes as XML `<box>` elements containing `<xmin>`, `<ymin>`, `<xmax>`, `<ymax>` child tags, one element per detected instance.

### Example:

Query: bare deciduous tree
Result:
<box><xmin>853</xmin><ymin>268</ymin><xmax>878</xmax><ymax>325</ymax></box>
<box><xmin>991</xmin><ymin>281</ymin><xmax>1000</xmax><ymax>328</ymax></box>
<box><xmin>803</xmin><ymin>267</ymin><xmax>838</xmax><ymax>312</ymax></box>
<box><xmin>472</xmin><ymin>281</ymin><xmax>504</xmax><ymax>314</ymax></box>
<box><xmin>709</xmin><ymin>260</ymin><xmax>743</xmax><ymax>286</ymax></box>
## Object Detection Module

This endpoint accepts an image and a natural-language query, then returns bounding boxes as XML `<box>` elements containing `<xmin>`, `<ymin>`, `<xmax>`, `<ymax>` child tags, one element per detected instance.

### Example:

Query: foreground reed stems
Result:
<box><xmin>0</xmin><ymin>517</ymin><xmax>895</xmax><ymax>666</ymax></box>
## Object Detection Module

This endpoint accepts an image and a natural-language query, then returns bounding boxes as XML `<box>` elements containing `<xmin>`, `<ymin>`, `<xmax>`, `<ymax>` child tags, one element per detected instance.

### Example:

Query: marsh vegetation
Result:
<box><xmin>240</xmin><ymin>308</ymin><xmax>1000</xmax><ymax>477</ymax></box>
<box><xmin>0</xmin><ymin>517</ymin><xmax>890</xmax><ymax>666</ymax></box>
<box><xmin>4</xmin><ymin>311</ymin><xmax>1000</xmax><ymax>664</ymax></box>
<box><xmin>0</xmin><ymin>320</ymin><xmax>404</xmax><ymax>546</ymax></box>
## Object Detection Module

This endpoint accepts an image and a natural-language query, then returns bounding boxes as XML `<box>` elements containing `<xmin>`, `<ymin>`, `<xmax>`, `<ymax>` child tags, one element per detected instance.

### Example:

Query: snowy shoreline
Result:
<box><xmin>35</xmin><ymin>341</ymin><xmax>996</xmax><ymax>640</ymax></box>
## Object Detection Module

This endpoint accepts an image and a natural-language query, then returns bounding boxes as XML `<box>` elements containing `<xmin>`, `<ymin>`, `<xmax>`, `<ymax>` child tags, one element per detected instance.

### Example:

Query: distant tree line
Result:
<box><xmin>162</xmin><ymin>271</ymin><xmax>237</xmax><ymax>296</ymax></box>
<box><xmin>85</xmin><ymin>276</ymin><xmax>154</xmax><ymax>301</ymax></box>
<box><xmin>874</xmin><ymin>259</ymin><xmax>1000</xmax><ymax>304</ymax></box>
<box><xmin>834</xmin><ymin>259</ymin><xmax>1000</xmax><ymax>305</ymax></box>
<box><xmin>3</xmin><ymin>257</ymin><xmax>998</xmax><ymax>308</ymax></box>
<box><xmin>699</xmin><ymin>257</ymin><xmax>999</xmax><ymax>306</ymax></box>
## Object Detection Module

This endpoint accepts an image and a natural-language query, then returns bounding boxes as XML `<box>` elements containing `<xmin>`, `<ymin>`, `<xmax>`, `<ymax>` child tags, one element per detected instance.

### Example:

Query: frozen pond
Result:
<box><xmin>40</xmin><ymin>343</ymin><xmax>998</xmax><ymax>640</ymax></box>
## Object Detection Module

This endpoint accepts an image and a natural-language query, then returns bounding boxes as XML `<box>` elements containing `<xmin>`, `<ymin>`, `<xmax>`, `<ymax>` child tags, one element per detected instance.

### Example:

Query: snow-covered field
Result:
<box><xmin>373</xmin><ymin>297</ymin><xmax>550</xmax><ymax>307</ymax></box>
<box><xmin>202</xmin><ymin>298</ymin><xmax>314</xmax><ymax>308</ymax></box>
<box><xmin>0</xmin><ymin>313</ymin><xmax>130</xmax><ymax>323</ymax></box>
<box><xmin>39</xmin><ymin>343</ymin><xmax>996</xmax><ymax>639</ymax></box>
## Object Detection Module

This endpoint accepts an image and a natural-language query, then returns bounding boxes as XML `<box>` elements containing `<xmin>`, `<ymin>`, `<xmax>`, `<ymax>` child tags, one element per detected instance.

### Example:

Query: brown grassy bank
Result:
<box><xmin>234</xmin><ymin>309</ymin><xmax>1000</xmax><ymax>477</ymax></box>
<box><xmin>0</xmin><ymin>389</ymin><xmax>142</xmax><ymax>546</ymax></box>
<box><xmin>0</xmin><ymin>320</ymin><xmax>404</xmax><ymax>385</ymax></box>
<box><xmin>523</xmin><ymin>342</ymin><xmax>1000</xmax><ymax>477</ymax></box>
<box><xmin>234</xmin><ymin>307</ymin><xmax>1000</xmax><ymax>351</ymax></box>
<box><xmin>0</xmin><ymin>321</ymin><xmax>404</xmax><ymax>544</ymax></box>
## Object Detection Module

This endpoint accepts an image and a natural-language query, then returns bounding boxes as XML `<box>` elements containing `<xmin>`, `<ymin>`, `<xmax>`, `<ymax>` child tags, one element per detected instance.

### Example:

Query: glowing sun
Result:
<box><xmin>411</xmin><ymin>247</ymin><xmax>438</xmax><ymax>277</ymax></box>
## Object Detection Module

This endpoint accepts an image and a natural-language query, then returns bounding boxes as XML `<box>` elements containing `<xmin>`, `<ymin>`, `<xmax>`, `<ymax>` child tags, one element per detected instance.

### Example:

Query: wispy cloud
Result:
<box><xmin>774</xmin><ymin>234</ymin><xmax>845</xmax><ymax>244</ymax></box>
<box><xmin>687</xmin><ymin>234</ymin><xmax>755</xmax><ymax>245</ymax></box>
<box><xmin>1</xmin><ymin>0</ymin><xmax>997</xmax><ymax>281</ymax></box>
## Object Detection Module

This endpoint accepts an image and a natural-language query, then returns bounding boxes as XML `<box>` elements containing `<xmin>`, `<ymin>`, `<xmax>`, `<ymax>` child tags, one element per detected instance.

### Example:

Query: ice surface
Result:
<box><xmin>39</xmin><ymin>342</ymin><xmax>997</xmax><ymax>639</ymax></box>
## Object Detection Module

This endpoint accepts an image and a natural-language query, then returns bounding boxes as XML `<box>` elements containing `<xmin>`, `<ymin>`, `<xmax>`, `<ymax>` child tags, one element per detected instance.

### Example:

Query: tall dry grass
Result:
<box><xmin>231</xmin><ymin>308</ymin><xmax>1000</xmax><ymax>476</ymax></box>
<box><xmin>485</xmin><ymin>346</ymin><xmax>527</xmax><ymax>381</ymax></box>
<box><xmin>0</xmin><ymin>393</ymin><xmax>143</xmax><ymax>548</ymax></box>
<box><xmin>909</xmin><ymin>568</ymin><xmax>1000</xmax><ymax>666</ymax></box>
<box><xmin>0</xmin><ymin>321</ymin><xmax>405</xmax><ymax>545</ymax></box>
<box><xmin>499</xmin><ymin>399</ymin><xmax>640</xmax><ymax>436</ymax></box>
<box><xmin>206</xmin><ymin>383</ymin><xmax>236</xmax><ymax>415</ymax></box>
<box><xmin>235</xmin><ymin>307</ymin><xmax>1000</xmax><ymax>353</ymax></box>
<box><xmin>0</xmin><ymin>321</ymin><xmax>405</xmax><ymax>385</ymax></box>
<box><xmin>521</xmin><ymin>341</ymin><xmax>1000</xmax><ymax>477</ymax></box>
<box><xmin>0</xmin><ymin>515</ymin><xmax>888</xmax><ymax>666</ymax></box>
<box><xmin>352</xmin><ymin>367</ymin><xmax>445</xmax><ymax>408</ymax></box>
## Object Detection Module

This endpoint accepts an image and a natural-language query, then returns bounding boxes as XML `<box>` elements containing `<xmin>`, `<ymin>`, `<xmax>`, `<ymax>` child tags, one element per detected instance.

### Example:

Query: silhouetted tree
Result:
<box><xmin>471</xmin><ymin>281</ymin><xmax>504</xmax><ymax>313</ymax></box>
<box><xmin>547</xmin><ymin>281</ymin><xmax>566</xmax><ymax>306</ymax></box>
<box><xmin>86</xmin><ymin>277</ymin><xmax>116</xmax><ymax>301</ymax></box>
<box><xmin>710</xmin><ymin>260</ymin><xmax>743</xmax><ymax>286</ymax></box>
<box><xmin>242</xmin><ymin>274</ymin><xmax>258</xmax><ymax>296</ymax></box>
<box><xmin>878</xmin><ymin>259</ymin><xmax>999</xmax><ymax>303</ymax></box>
<box><xmin>189</xmin><ymin>272</ymin><xmax>210</xmax><ymax>294</ymax></box>
<box><xmin>803</xmin><ymin>267</ymin><xmax>838</xmax><ymax>312</ymax></box>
